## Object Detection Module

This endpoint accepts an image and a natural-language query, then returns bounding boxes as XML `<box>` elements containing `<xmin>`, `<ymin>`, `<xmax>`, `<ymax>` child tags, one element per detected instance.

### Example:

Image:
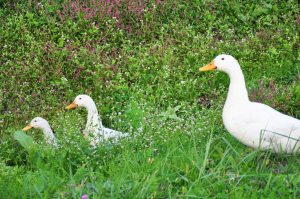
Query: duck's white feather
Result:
<box><xmin>23</xmin><ymin>117</ymin><xmax>58</xmax><ymax>148</ymax></box>
<box><xmin>201</xmin><ymin>55</ymin><xmax>300</xmax><ymax>154</ymax></box>
<box><xmin>67</xmin><ymin>95</ymin><xmax>129</xmax><ymax>146</ymax></box>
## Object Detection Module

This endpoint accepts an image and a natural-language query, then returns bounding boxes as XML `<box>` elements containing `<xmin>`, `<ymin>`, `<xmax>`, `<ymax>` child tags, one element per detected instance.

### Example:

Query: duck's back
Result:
<box><xmin>223</xmin><ymin>101</ymin><xmax>300</xmax><ymax>153</ymax></box>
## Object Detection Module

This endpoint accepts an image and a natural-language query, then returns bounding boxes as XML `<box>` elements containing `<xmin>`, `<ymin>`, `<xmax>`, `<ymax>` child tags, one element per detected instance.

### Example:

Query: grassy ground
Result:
<box><xmin>1</xmin><ymin>0</ymin><xmax>300</xmax><ymax>198</ymax></box>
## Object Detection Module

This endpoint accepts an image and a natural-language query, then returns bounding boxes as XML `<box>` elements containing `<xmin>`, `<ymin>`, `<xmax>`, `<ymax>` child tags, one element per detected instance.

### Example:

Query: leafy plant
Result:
<box><xmin>13</xmin><ymin>131</ymin><xmax>35</xmax><ymax>154</ymax></box>
<box><xmin>159</xmin><ymin>105</ymin><xmax>182</xmax><ymax>120</ymax></box>
<box><xmin>1</xmin><ymin>0</ymin><xmax>300</xmax><ymax>197</ymax></box>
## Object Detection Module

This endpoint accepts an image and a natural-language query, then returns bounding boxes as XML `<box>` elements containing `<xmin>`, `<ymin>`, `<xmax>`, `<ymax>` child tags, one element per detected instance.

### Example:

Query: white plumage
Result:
<box><xmin>200</xmin><ymin>55</ymin><xmax>300</xmax><ymax>154</ymax></box>
<box><xmin>66</xmin><ymin>94</ymin><xmax>129</xmax><ymax>146</ymax></box>
<box><xmin>22</xmin><ymin>117</ymin><xmax>58</xmax><ymax>147</ymax></box>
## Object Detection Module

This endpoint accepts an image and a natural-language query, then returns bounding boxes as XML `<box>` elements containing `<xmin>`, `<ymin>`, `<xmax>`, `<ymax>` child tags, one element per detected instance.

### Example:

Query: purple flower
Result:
<box><xmin>82</xmin><ymin>195</ymin><xmax>88</xmax><ymax>199</ymax></box>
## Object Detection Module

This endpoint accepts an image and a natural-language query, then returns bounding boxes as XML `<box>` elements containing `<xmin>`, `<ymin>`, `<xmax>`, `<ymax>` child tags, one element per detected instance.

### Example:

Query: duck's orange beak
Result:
<box><xmin>22</xmin><ymin>123</ymin><xmax>32</xmax><ymax>131</ymax></box>
<box><xmin>199</xmin><ymin>60</ymin><xmax>217</xmax><ymax>71</ymax></box>
<box><xmin>65</xmin><ymin>101</ymin><xmax>78</xmax><ymax>109</ymax></box>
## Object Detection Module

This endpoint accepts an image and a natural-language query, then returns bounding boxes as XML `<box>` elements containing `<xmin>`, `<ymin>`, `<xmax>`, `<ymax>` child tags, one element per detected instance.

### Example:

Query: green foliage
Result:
<box><xmin>1</xmin><ymin>0</ymin><xmax>300</xmax><ymax>197</ymax></box>
<box><xmin>14</xmin><ymin>131</ymin><xmax>35</xmax><ymax>154</ymax></box>
<box><xmin>159</xmin><ymin>105</ymin><xmax>182</xmax><ymax>120</ymax></box>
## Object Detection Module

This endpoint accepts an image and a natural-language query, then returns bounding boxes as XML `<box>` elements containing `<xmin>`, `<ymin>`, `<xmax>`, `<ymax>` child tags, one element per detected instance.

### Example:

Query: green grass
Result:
<box><xmin>1</xmin><ymin>0</ymin><xmax>300</xmax><ymax>198</ymax></box>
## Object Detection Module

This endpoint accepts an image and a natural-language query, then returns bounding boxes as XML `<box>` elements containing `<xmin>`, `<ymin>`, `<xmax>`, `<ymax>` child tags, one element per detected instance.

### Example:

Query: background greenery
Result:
<box><xmin>1</xmin><ymin>0</ymin><xmax>300</xmax><ymax>198</ymax></box>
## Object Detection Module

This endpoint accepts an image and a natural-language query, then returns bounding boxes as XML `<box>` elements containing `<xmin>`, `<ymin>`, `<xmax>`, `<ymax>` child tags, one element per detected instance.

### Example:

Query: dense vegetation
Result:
<box><xmin>1</xmin><ymin>0</ymin><xmax>300</xmax><ymax>198</ymax></box>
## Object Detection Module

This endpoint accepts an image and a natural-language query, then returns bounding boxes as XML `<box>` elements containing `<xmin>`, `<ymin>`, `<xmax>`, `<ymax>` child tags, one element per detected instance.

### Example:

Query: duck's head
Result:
<box><xmin>199</xmin><ymin>54</ymin><xmax>240</xmax><ymax>74</ymax></box>
<box><xmin>22</xmin><ymin>117</ymin><xmax>50</xmax><ymax>131</ymax></box>
<box><xmin>65</xmin><ymin>94</ymin><xmax>94</xmax><ymax>110</ymax></box>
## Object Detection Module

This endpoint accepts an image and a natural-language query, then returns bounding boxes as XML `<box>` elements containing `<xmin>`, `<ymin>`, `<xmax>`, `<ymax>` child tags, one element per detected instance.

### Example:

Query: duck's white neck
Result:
<box><xmin>85</xmin><ymin>102</ymin><xmax>103</xmax><ymax>131</ymax></box>
<box><xmin>41</xmin><ymin>124</ymin><xmax>57</xmax><ymax>145</ymax></box>
<box><xmin>225</xmin><ymin>68</ymin><xmax>249</xmax><ymax>105</ymax></box>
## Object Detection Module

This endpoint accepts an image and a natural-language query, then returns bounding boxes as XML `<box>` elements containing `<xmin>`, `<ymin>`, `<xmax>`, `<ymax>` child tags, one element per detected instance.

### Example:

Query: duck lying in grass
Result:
<box><xmin>199</xmin><ymin>55</ymin><xmax>300</xmax><ymax>154</ymax></box>
<box><xmin>66</xmin><ymin>94</ymin><xmax>129</xmax><ymax>146</ymax></box>
<box><xmin>22</xmin><ymin>117</ymin><xmax>58</xmax><ymax>147</ymax></box>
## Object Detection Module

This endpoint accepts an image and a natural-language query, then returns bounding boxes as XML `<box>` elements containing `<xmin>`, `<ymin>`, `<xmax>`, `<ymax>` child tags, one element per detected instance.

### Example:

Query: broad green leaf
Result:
<box><xmin>264</xmin><ymin>22</ymin><xmax>272</xmax><ymax>26</ymax></box>
<box><xmin>14</xmin><ymin>131</ymin><xmax>34</xmax><ymax>152</ymax></box>
<box><xmin>294</xmin><ymin>92</ymin><xmax>300</xmax><ymax>100</ymax></box>
<box><xmin>160</xmin><ymin>111</ymin><xmax>168</xmax><ymax>117</ymax></box>
<box><xmin>174</xmin><ymin>105</ymin><xmax>182</xmax><ymax>111</ymax></box>
<box><xmin>265</xmin><ymin>3</ymin><xmax>272</xmax><ymax>9</ymax></box>
<box><xmin>295</xmin><ymin>85</ymin><xmax>300</xmax><ymax>96</ymax></box>
<box><xmin>239</xmin><ymin>15</ymin><xmax>246</xmax><ymax>21</ymax></box>
<box><xmin>33</xmin><ymin>180</ymin><xmax>44</xmax><ymax>193</ymax></box>
<box><xmin>31</xmin><ymin>151</ymin><xmax>42</xmax><ymax>168</ymax></box>
<box><xmin>269</xmin><ymin>47</ymin><xmax>278</xmax><ymax>55</ymax></box>
<box><xmin>170</xmin><ymin>113</ymin><xmax>179</xmax><ymax>120</ymax></box>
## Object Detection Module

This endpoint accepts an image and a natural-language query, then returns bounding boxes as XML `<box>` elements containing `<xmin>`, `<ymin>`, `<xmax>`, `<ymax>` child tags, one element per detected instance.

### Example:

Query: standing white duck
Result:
<box><xmin>22</xmin><ymin>117</ymin><xmax>58</xmax><ymax>147</ymax></box>
<box><xmin>65</xmin><ymin>94</ymin><xmax>129</xmax><ymax>146</ymax></box>
<box><xmin>199</xmin><ymin>54</ymin><xmax>300</xmax><ymax>154</ymax></box>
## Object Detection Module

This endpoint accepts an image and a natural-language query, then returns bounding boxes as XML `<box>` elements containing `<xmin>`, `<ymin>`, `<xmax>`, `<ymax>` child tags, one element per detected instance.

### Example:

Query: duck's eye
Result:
<box><xmin>221</xmin><ymin>58</ymin><xmax>225</xmax><ymax>60</ymax></box>
<box><xmin>79</xmin><ymin>98</ymin><xmax>81</xmax><ymax>100</ymax></box>
<box><xmin>34</xmin><ymin>120</ymin><xmax>37</xmax><ymax>122</ymax></box>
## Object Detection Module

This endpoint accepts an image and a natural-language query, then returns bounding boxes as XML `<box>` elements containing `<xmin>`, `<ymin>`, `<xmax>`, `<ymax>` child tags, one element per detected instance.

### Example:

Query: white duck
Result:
<box><xmin>200</xmin><ymin>54</ymin><xmax>300</xmax><ymax>154</ymax></box>
<box><xmin>22</xmin><ymin>117</ymin><xmax>58</xmax><ymax>147</ymax></box>
<box><xmin>65</xmin><ymin>94</ymin><xmax>129</xmax><ymax>146</ymax></box>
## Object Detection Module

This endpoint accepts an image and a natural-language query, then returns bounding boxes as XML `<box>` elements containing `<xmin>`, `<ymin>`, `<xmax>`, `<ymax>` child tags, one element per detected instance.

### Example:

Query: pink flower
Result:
<box><xmin>82</xmin><ymin>195</ymin><xmax>88</xmax><ymax>199</ymax></box>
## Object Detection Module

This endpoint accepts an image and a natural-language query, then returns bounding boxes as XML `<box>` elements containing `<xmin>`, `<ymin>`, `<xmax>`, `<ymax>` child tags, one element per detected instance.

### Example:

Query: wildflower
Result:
<box><xmin>82</xmin><ymin>195</ymin><xmax>88</xmax><ymax>199</ymax></box>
